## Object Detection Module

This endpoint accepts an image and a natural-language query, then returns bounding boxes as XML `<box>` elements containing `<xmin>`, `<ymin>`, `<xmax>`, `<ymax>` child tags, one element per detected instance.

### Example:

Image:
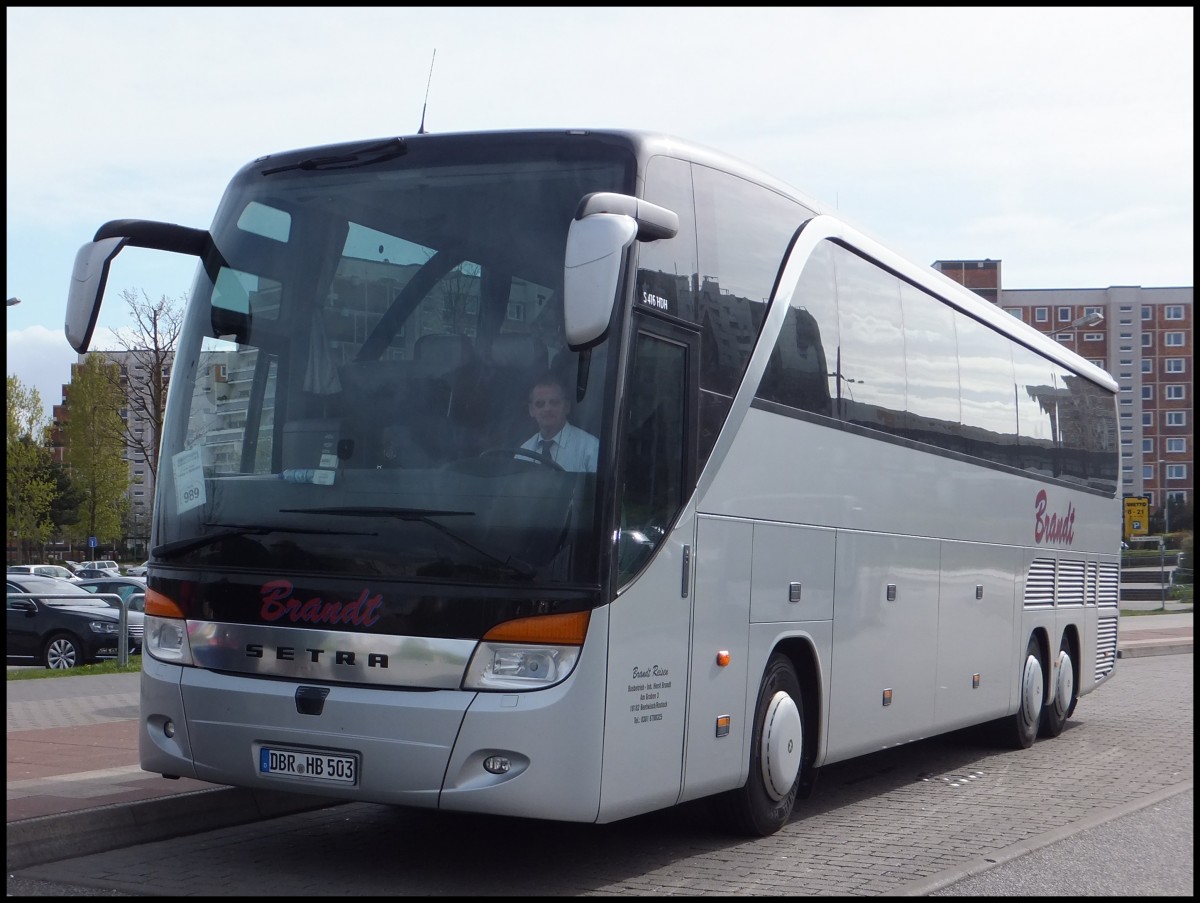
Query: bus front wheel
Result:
<box><xmin>711</xmin><ymin>653</ymin><xmax>806</xmax><ymax>836</ymax></box>
<box><xmin>988</xmin><ymin>635</ymin><xmax>1043</xmax><ymax>749</ymax></box>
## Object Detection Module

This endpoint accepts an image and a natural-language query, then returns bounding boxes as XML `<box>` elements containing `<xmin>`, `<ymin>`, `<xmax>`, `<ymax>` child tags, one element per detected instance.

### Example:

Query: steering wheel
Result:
<box><xmin>477</xmin><ymin>447</ymin><xmax>565</xmax><ymax>471</ymax></box>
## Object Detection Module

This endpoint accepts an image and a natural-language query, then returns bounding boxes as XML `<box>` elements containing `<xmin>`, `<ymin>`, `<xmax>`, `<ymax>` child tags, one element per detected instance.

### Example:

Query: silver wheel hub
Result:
<box><xmin>47</xmin><ymin>639</ymin><xmax>76</xmax><ymax>669</ymax></box>
<box><xmin>1052</xmin><ymin>650</ymin><xmax>1074</xmax><ymax>718</ymax></box>
<box><xmin>760</xmin><ymin>691</ymin><xmax>803</xmax><ymax>801</ymax></box>
<box><xmin>1020</xmin><ymin>653</ymin><xmax>1043</xmax><ymax>730</ymax></box>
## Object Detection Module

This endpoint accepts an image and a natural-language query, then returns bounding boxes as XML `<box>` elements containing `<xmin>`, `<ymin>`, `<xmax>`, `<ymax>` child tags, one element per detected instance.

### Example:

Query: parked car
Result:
<box><xmin>73</xmin><ymin>576</ymin><xmax>148</xmax><ymax>613</ymax></box>
<box><xmin>72</xmin><ymin>577</ymin><xmax>146</xmax><ymax>654</ymax></box>
<box><xmin>73</xmin><ymin>567</ymin><xmax>120</xmax><ymax>580</ymax></box>
<box><xmin>126</xmin><ymin>561</ymin><xmax>149</xmax><ymax>578</ymax></box>
<box><xmin>7</xmin><ymin>564</ymin><xmax>79</xmax><ymax>581</ymax></box>
<box><xmin>6</xmin><ymin>575</ymin><xmax>140</xmax><ymax>669</ymax></box>
<box><xmin>77</xmin><ymin>560</ymin><xmax>122</xmax><ymax>576</ymax></box>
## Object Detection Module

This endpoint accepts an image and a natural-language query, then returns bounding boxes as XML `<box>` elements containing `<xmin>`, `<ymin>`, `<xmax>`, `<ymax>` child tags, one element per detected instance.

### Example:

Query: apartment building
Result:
<box><xmin>934</xmin><ymin>260</ymin><xmax>1193</xmax><ymax>522</ymax></box>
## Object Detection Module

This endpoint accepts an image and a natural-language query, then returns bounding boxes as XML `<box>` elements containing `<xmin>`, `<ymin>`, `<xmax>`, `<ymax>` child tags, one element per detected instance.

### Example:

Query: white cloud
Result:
<box><xmin>6</xmin><ymin>324</ymin><xmax>132</xmax><ymax>426</ymax></box>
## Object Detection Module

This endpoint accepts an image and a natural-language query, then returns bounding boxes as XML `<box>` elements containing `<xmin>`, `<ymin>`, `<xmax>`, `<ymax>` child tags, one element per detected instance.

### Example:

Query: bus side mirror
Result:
<box><xmin>65</xmin><ymin>237</ymin><xmax>128</xmax><ymax>353</ymax></box>
<box><xmin>563</xmin><ymin>214</ymin><xmax>637</xmax><ymax>349</ymax></box>
<box><xmin>563</xmin><ymin>193</ymin><xmax>679</xmax><ymax>350</ymax></box>
<box><xmin>65</xmin><ymin>219</ymin><xmax>210</xmax><ymax>353</ymax></box>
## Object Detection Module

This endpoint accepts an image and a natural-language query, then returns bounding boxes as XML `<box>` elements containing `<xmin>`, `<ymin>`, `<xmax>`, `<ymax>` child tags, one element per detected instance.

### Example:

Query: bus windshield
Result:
<box><xmin>155</xmin><ymin>134</ymin><xmax>635</xmax><ymax>586</ymax></box>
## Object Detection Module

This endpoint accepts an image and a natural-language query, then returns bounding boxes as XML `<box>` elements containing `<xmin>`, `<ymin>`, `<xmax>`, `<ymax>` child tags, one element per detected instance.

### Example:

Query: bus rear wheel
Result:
<box><xmin>711</xmin><ymin>653</ymin><xmax>806</xmax><ymax>836</ymax></box>
<box><xmin>1039</xmin><ymin>637</ymin><xmax>1076</xmax><ymax>739</ymax></box>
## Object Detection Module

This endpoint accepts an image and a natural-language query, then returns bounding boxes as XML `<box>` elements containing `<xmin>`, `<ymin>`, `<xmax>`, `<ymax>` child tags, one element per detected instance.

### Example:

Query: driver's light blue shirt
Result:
<box><xmin>519</xmin><ymin>422</ymin><xmax>599</xmax><ymax>473</ymax></box>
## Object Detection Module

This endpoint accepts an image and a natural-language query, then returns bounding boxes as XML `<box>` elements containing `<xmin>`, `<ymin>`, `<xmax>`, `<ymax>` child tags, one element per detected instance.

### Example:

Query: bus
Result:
<box><xmin>65</xmin><ymin>129</ymin><xmax>1121</xmax><ymax>836</ymax></box>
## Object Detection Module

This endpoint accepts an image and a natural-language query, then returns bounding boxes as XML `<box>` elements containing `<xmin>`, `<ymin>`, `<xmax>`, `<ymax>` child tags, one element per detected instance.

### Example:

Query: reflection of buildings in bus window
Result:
<box><xmin>758</xmin><ymin>306</ymin><xmax>832</xmax><ymax>416</ymax></box>
<box><xmin>698</xmin><ymin>276</ymin><xmax>764</xmax><ymax>397</ymax></box>
<box><xmin>191</xmin><ymin>346</ymin><xmax>275</xmax><ymax>475</ymax></box>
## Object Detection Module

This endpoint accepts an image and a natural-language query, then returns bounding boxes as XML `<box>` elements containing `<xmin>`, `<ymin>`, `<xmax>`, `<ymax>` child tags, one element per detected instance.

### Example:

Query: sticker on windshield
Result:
<box><xmin>172</xmin><ymin>447</ymin><xmax>206</xmax><ymax>514</ymax></box>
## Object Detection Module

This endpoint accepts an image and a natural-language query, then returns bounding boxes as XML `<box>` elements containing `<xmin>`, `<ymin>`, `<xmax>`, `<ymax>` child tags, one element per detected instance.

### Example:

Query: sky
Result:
<box><xmin>7</xmin><ymin>6</ymin><xmax>1194</xmax><ymax>423</ymax></box>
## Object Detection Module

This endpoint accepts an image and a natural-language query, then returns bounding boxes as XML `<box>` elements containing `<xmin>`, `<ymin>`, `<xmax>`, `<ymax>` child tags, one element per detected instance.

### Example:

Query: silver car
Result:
<box><xmin>7</xmin><ymin>564</ymin><xmax>79</xmax><ymax>581</ymax></box>
<box><xmin>77</xmin><ymin>560</ymin><xmax>122</xmax><ymax>576</ymax></box>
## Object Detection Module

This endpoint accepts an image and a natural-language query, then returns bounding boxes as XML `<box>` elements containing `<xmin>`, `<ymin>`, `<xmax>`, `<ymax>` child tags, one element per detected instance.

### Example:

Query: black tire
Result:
<box><xmin>43</xmin><ymin>632</ymin><xmax>83</xmax><ymax>670</ymax></box>
<box><xmin>1039</xmin><ymin>636</ymin><xmax>1076</xmax><ymax>739</ymax></box>
<box><xmin>711</xmin><ymin>653</ymin><xmax>807</xmax><ymax>836</ymax></box>
<box><xmin>989</xmin><ymin>635</ymin><xmax>1044</xmax><ymax>749</ymax></box>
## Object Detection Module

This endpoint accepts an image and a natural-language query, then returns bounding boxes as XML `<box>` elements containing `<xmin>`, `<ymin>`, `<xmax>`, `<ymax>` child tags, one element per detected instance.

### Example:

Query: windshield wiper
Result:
<box><xmin>283</xmin><ymin>506</ymin><xmax>537</xmax><ymax>579</ymax></box>
<box><xmin>261</xmin><ymin>138</ymin><xmax>407</xmax><ymax>175</ymax></box>
<box><xmin>153</xmin><ymin>522</ymin><xmax>374</xmax><ymax>560</ymax></box>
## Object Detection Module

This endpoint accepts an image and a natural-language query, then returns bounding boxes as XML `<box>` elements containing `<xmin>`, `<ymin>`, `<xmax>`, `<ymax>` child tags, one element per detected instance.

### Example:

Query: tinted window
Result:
<box><xmin>751</xmin><ymin>241</ymin><xmax>1115</xmax><ymax>495</ymax></box>
<box><xmin>618</xmin><ymin>329</ymin><xmax>690</xmax><ymax>584</ymax></box>
<box><xmin>955</xmin><ymin>315</ymin><xmax>1018</xmax><ymax>467</ymax></box>
<box><xmin>900</xmin><ymin>281</ymin><xmax>960</xmax><ymax>447</ymax></box>
<box><xmin>692</xmin><ymin>164</ymin><xmax>812</xmax><ymax>399</ymax></box>
<box><xmin>757</xmin><ymin>239</ymin><xmax>838</xmax><ymax>417</ymax></box>
<box><xmin>638</xmin><ymin>155</ymin><xmax>698</xmax><ymax>324</ymax></box>
<box><xmin>1012</xmin><ymin>343</ymin><xmax>1058</xmax><ymax>479</ymax></box>
<box><xmin>833</xmin><ymin>248</ymin><xmax>906</xmax><ymax>436</ymax></box>
<box><xmin>642</xmin><ymin>157</ymin><xmax>813</xmax><ymax>473</ymax></box>
<box><xmin>1057</xmin><ymin>366</ymin><xmax>1117</xmax><ymax>492</ymax></box>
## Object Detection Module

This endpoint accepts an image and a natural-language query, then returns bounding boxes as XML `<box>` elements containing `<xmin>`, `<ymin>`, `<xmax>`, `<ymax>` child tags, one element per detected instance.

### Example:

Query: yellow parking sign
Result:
<box><xmin>1124</xmin><ymin>496</ymin><xmax>1149</xmax><ymax>539</ymax></box>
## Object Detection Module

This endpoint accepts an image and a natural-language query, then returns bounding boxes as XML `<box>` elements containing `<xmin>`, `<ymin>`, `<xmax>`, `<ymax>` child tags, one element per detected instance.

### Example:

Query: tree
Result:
<box><xmin>62</xmin><ymin>354</ymin><xmax>130</xmax><ymax>549</ymax></box>
<box><xmin>106</xmin><ymin>288</ymin><xmax>184</xmax><ymax>488</ymax></box>
<box><xmin>6</xmin><ymin>376</ymin><xmax>56</xmax><ymax>560</ymax></box>
<box><xmin>44</xmin><ymin>456</ymin><xmax>83</xmax><ymax>539</ymax></box>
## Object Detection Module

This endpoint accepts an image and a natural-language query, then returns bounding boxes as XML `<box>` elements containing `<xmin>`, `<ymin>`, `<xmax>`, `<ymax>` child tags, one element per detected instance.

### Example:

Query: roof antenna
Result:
<box><xmin>418</xmin><ymin>49</ymin><xmax>436</xmax><ymax>135</ymax></box>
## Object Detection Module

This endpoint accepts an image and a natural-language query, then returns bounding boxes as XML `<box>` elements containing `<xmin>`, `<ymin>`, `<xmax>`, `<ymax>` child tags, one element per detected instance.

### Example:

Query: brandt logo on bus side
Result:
<box><xmin>1034</xmin><ymin>489</ymin><xmax>1075</xmax><ymax>545</ymax></box>
<box><xmin>259</xmin><ymin>578</ymin><xmax>384</xmax><ymax>627</ymax></box>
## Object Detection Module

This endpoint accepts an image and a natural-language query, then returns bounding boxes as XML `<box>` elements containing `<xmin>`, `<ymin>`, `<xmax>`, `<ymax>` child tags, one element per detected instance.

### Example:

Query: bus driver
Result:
<box><xmin>519</xmin><ymin>373</ymin><xmax>599</xmax><ymax>473</ymax></box>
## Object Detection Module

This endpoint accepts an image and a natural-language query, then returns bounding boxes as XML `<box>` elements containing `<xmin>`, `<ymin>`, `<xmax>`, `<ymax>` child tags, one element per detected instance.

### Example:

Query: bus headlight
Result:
<box><xmin>463</xmin><ymin>642</ymin><xmax>580</xmax><ymax>690</ymax></box>
<box><xmin>461</xmin><ymin>611</ymin><xmax>589</xmax><ymax>691</ymax></box>
<box><xmin>145</xmin><ymin>614</ymin><xmax>194</xmax><ymax>665</ymax></box>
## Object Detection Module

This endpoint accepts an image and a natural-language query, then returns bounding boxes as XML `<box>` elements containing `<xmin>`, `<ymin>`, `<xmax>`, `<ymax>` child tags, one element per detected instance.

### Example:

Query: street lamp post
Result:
<box><xmin>1159</xmin><ymin>458</ymin><xmax>1171</xmax><ymax>535</ymax></box>
<box><xmin>1068</xmin><ymin>311</ymin><xmax>1104</xmax><ymax>330</ymax></box>
<box><xmin>1158</xmin><ymin>456</ymin><xmax>1169</xmax><ymax>611</ymax></box>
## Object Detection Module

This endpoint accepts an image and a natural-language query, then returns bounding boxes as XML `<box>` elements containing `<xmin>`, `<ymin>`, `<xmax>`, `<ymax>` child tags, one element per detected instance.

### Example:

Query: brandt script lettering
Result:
<box><xmin>1034</xmin><ymin>489</ymin><xmax>1076</xmax><ymax>545</ymax></box>
<box><xmin>259</xmin><ymin>579</ymin><xmax>384</xmax><ymax>627</ymax></box>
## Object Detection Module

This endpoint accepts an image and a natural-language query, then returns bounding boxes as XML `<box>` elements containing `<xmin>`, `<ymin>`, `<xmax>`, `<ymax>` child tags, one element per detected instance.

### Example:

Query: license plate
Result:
<box><xmin>259</xmin><ymin>746</ymin><xmax>358</xmax><ymax>784</ymax></box>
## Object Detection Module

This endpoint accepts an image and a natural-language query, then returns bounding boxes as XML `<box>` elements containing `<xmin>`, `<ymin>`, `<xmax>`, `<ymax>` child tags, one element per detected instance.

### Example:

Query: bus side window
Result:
<box><xmin>617</xmin><ymin>330</ymin><xmax>690</xmax><ymax>583</ymax></box>
<box><xmin>756</xmin><ymin>240</ymin><xmax>839</xmax><ymax>419</ymax></box>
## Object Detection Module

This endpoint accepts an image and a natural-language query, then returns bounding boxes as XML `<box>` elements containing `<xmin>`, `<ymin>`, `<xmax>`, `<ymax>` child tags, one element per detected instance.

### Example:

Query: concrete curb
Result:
<box><xmin>1118</xmin><ymin>639</ymin><xmax>1194</xmax><ymax>658</ymax></box>
<box><xmin>6</xmin><ymin>785</ymin><xmax>339</xmax><ymax>871</ymax></box>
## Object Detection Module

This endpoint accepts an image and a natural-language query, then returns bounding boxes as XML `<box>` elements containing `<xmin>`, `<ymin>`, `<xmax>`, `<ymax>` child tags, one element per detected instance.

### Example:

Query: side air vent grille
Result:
<box><xmin>1097</xmin><ymin>562</ymin><xmax>1120</xmax><ymax>609</ymax></box>
<box><xmin>1023</xmin><ymin>558</ymin><xmax>1057</xmax><ymax>609</ymax></box>
<box><xmin>1095</xmin><ymin>616</ymin><xmax>1118</xmax><ymax>680</ymax></box>
<box><xmin>1057</xmin><ymin>559</ymin><xmax>1087</xmax><ymax>607</ymax></box>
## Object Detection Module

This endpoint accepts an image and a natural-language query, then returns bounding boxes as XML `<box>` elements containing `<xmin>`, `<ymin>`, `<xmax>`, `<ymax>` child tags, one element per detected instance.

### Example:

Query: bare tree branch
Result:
<box><xmin>104</xmin><ymin>288</ymin><xmax>185</xmax><ymax>487</ymax></box>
